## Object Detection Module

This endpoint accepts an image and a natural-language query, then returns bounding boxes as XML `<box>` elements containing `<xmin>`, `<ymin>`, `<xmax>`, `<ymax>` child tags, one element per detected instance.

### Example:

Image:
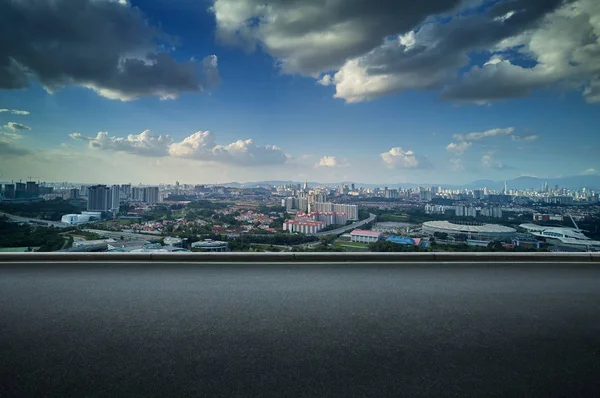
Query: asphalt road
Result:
<box><xmin>1</xmin><ymin>263</ymin><xmax>600</xmax><ymax>397</ymax></box>
<box><xmin>313</xmin><ymin>213</ymin><xmax>376</xmax><ymax>236</ymax></box>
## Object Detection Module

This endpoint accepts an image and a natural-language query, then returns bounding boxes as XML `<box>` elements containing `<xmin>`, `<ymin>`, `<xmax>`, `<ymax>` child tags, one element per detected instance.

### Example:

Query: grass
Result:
<box><xmin>0</xmin><ymin>247</ymin><xmax>29</xmax><ymax>252</ymax></box>
<box><xmin>335</xmin><ymin>241</ymin><xmax>369</xmax><ymax>248</ymax></box>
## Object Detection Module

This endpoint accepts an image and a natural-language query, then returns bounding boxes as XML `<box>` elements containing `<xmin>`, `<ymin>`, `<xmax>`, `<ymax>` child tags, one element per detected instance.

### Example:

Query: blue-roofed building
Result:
<box><xmin>386</xmin><ymin>236</ymin><xmax>416</xmax><ymax>246</ymax></box>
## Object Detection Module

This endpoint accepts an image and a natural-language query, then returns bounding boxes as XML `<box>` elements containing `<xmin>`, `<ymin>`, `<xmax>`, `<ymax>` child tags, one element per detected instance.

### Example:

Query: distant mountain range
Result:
<box><xmin>222</xmin><ymin>175</ymin><xmax>600</xmax><ymax>191</ymax></box>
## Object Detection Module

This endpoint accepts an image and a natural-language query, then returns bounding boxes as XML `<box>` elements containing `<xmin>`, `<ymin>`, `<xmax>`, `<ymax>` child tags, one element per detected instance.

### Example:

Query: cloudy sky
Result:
<box><xmin>0</xmin><ymin>0</ymin><xmax>598</xmax><ymax>185</ymax></box>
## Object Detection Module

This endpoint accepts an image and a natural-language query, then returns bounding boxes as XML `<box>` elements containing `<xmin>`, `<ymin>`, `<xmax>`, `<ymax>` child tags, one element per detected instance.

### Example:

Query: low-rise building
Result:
<box><xmin>191</xmin><ymin>239</ymin><xmax>229</xmax><ymax>252</ymax></box>
<box><xmin>350</xmin><ymin>229</ymin><xmax>382</xmax><ymax>243</ymax></box>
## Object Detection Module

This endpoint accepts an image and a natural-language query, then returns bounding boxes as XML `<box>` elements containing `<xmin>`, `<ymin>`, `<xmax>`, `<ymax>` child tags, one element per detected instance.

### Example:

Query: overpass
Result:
<box><xmin>0</xmin><ymin>212</ymin><xmax>70</xmax><ymax>228</ymax></box>
<box><xmin>312</xmin><ymin>212</ymin><xmax>376</xmax><ymax>237</ymax></box>
<box><xmin>1</xmin><ymin>253</ymin><xmax>599</xmax><ymax>397</ymax></box>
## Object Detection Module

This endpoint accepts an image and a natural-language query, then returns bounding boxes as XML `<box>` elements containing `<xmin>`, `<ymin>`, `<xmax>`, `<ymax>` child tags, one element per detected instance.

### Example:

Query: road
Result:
<box><xmin>82</xmin><ymin>228</ymin><xmax>163</xmax><ymax>242</ymax></box>
<box><xmin>0</xmin><ymin>212</ymin><xmax>69</xmax><ymax>228</ymax></box>
<box><xmin>1</xmin><ymin>262</ymin><xmax>599</xmax><ymax>397</ymax></box>
<box><xmin>313</xmin><ymin>212</ymin><xmax>376</xmax><ymax>236</ymax></box>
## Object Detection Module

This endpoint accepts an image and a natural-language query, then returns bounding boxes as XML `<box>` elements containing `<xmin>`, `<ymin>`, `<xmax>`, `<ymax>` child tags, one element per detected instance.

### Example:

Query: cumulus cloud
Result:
<box><xmin>217</xmin><ymin>0</ymin><xmax>599</xmax><ymax>104</ymax></box>
<box><xmin>314</xmin><ymin>156</ymin><xmax>350</xmax><ymax>168</ymax></box>
<box><xmin>446</xmin><ymin>127</ymin><xmax>518</xmax><ymax>155</ymax></box>
<box><xmin>0</xmin><ymin>0</ymin><xmax>219</xmax><ymax>101</ymax></box>
<box><xmin>481</xmin><ymin>153</ymin><xmax>510</xmax><ymax>170</ymax></box>
<box><xmin>0</xmin><ymin>109</ymin><xmax>29</xmax><ymax>115</ymax></box>
<box><xmin>446</xmin><ymin>141</ymin><xmax>472</xmax><ymax>155</ymax></box>
<box><xmin>441</xmin><ymin>0</ymin><xmax>600</xmax><ymax>103</ymax></box>
<box><xmin>69</xmin><ymin>130</ymin><xmax>173</xmax><ymax>157</ymax></box>
<box><xmin>4</xmin><ymin>122</ymin><xmax>31</xmax><ymax>131</ymax></box>
<box><xmin>70</xmin><ymin>129</ymin><xmax>287</xmax><ymax>166</ymax></box>
<box><xmin>211</xmin><ymin>0</ymin><xmax>464</xmax><ymax>75</ymax></box>
<box><xmin>381</xmin><ymin>147</ymin><xmax>427</xmax><ymax>169</ymax></box>
<box><xmin>453</xmin><ymin>127</ymin><xmax>514</xmax><ymax>142</ymax></box>
<box><xmin>169</xmin><ymin>131</ymin><xmax>287</xmax><ymax>166</ymax></box>
<box><xmin>511</xmin><ymin>134</ymin><xmax>540</xmax><ymax>142</ymax></box>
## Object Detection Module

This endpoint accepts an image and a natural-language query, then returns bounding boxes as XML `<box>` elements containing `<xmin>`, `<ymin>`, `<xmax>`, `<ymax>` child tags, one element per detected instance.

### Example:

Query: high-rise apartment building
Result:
<box><xmin>87</xmin><ymin>185</ymin><xmax>110</xmax><ymax>212</ymax></box>
<box><xmin>144</xmin><ymin>187</ymin><xmax>159</xmax><ymax>204</ymax></box>
<box><xmin>15</xmin><ymin>182</ymin><xmax>26</xmax><ymax>198</ymax></box>
<box><xmin>110</xmin><ymin>185</ymin><xmax>120</xmax><ymax>211</ymax></box>
<box><xmin>120</xmin><ymin>184</ymin><xmax>131</xmax><ymax>199</ymax></box>
<box><xmin>26</xmin><ymin>181</ymin><xmax>39</xmax><ymax>196</ymax></box>
<box><xmin>69</xmin><ymin>188</ymin><xmax>79</xmax><ymax>199</ymax></box>
<box><xmin>131</xmin><ymin>187</ymin><xmax>144</xmax><ymax>202</ymax></box>
<box><xmin>4</xmin><ymin>184</ymin><xmax>15</xmax><ymax>199</ymax></box>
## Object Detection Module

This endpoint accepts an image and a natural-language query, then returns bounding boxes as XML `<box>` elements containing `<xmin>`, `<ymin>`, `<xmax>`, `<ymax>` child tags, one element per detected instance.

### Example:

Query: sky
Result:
<box><xmin>0</xmin><ymin>0</ymin><xmax>599</xmax><ymax>185</ymax></box>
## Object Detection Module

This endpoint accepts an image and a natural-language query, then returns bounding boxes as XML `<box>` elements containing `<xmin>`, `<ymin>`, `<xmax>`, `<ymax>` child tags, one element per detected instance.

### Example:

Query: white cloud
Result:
<box><xmin>446</xmin><ymin>127</ymin><xmax>519</xmax><ymax>155</ymax></box>
<box><xmin>219</xmin><ymin>0</ymin><xmax>598</xmax><ymax>104</ymax></box>
<box><xmin>70</xmin><ymin>129</ymin><xmax>287</xmax><ymax>166</ymax></box>
<box><xmin>69</xmin><ymin>130</ymin><xmax>173</xmax><ymax>157</ymax></box>
<box><xmin>0</xmin><ymin>109</ymin><xmax>30</xmax><ymax>115</ymax></box>
<box><xmin>0</xmin><ymin>132</ymin><xmax>23</xmax><ymax>140</ymax></box>
<box><xmin>453</xmin><ymin>127</ymin><xmax>514</xmax><ymax>142</ymax></box>
<box><xmin>4</xmin><ymin>122</ymin><xmax>31</xmax><ymax>131</ymax></box>
<box><xmin>381</xmin><ymin>147</ymin><xmax>425</xmax><ymax>169</ymax></box>
<box><xmin>314</xmin><ymin>156</ymin><xmax>350</xmax><ymax>168</ymax></box>
<box><xmin>481</xmin><ymin>153</ymin><xmax>509</xmax><ymax>170</ymax></box>
<box><xmin>443</xmin><ymin>0</ymin><xmax>600</xmax><ymax>103</ymax></box>
<box><xmin>169</xmin><ymin>131</ymin><xmax>287</xmax><ymax>166</ymax></box>
<box><xmin>581</xmin><ymin>168</ymin><xmax>598</xmax><ymax>175</ymax></box>
<box><xmin>446</xmin><ymin>141</ymin><xmax>472</xmax><ymax>155</ymax></box>
<box><xmin>511</xmin><ymin>134</ymin><xmax>539</xmax><ymax>142</ymax></box>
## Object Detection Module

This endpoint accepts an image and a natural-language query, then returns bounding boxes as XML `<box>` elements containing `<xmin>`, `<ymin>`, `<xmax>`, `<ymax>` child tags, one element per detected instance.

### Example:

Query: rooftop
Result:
<box><xmin>350</xmin><ymin>229</ymin><xmax>382</xmax><ymax>237</ymax></box>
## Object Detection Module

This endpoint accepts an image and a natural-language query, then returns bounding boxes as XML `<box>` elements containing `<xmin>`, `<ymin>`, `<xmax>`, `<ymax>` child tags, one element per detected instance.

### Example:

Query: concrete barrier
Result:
<box><xmin>0</xmin><ymin>252</ymin><xmax>598</xmax><ymax>263</ymax></box>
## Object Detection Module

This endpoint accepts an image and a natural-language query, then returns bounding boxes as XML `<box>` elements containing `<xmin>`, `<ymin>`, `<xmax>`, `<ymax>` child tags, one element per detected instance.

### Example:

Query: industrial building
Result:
<box><xmin>350</xmin><ymin>229</ymin><xmax>382</xmax><ymax>243</ymax></box>
<box><xmin>422</xmin><ymin>221</ymin><xmax>516</xmax><ymax>240</ymax></box>
<box><xmin>191</xmin><ymin>239</ymin><xmax>229</xmax><ymax>252</ymax></box>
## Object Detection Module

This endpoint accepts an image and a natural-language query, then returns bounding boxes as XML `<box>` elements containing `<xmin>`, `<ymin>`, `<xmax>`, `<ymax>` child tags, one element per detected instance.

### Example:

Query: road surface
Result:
<box><xmin>313</xmin><ymin>212</ymin><xmax>376</xmax><ymax>236</ymax></box>
<box><xmin>83</xmin><ymin>228</ymin><xmax>163</xmax><ymax>241</ymax></box>
<box><xmin>0</xmin><ymin>212</ymin><xmax>69</xmax><ymax>228</ymax></box>
<box><xmin>1</xmin><ymin>262</ymin><xmax>599</xmax><ymax>397</ymax></box>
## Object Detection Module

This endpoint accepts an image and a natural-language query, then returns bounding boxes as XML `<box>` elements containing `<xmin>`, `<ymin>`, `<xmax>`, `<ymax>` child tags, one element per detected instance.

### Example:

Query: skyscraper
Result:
<box><xmin>4</xmin><ymin>184</ymin><xmax>15</xmax><ymax>199</ymax></box>
<box><xmin>120</xmin><ymin>184</ymin><xmax>131</xmax><ymax>199</ymax></box>
<box><xmin>26</xmin><ymin>181</ymin><xmax>39</xmax><ymax>196</ymax></box>
<box><xmin>503</xmin><ymin>181</ymin><xmax>508</xmax><ymax>195</ymax></box>
<box><xmin>144</xmin><ymin>187</ymin><xmax>159</xmax><ymax>204</ymax></box>
<box><xmin>110</xmin><ymin>185</ymin><xmax>120</xmax><ymax>212</ymax></box>
<box><xmin>87</xmin><ymin>185</ymin><xmax>110</xmax><ymax>212</ymax></box>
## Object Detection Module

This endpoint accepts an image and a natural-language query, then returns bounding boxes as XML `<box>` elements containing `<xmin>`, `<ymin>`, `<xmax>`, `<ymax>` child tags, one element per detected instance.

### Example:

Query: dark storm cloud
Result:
<box><xmin>212</xmin><ymin>0</ymin><xmax>464</xmax><ymax>74</ymax></box>
<box><xmin>0</xmin><ymin>0</ymin><xmax>219</xmax><ymax>100</ymax></box>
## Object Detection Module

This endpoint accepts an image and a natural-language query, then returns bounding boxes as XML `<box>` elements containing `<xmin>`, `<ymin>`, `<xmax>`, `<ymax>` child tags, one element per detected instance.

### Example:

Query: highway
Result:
<box><xmin>313</xmin><ymin>212</ymin><xmax>376</xmax><ymax>236</ymax></box>
<box><xmin>0</xmin><ymin>212</ymin><xmax>69</xmax><ymax>228</ymax></box>
<box><xmin>82</xmin><ymin>228</ymin><xmax>163</xmax><ymax>241</ymax></box>
<box><xmin>1</xmin><ymin>262</ymin><xmax>599</xmax><ymax>397</ymax></box>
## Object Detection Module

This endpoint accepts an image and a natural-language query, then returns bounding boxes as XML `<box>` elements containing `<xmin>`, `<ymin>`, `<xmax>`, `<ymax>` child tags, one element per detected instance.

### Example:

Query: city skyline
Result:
<box><xmin>0</xmin><ymin>0</ymin><xmax>599</xmax><ymax>184</ymax></box>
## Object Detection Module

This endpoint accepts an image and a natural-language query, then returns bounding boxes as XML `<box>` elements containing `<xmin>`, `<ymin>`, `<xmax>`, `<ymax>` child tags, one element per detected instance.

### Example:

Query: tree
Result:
<box><xmin>320</xmin><ymin>234</ymin><xmax>337</xmax><ymax>247</ymax></box>
<box><xmin>433</xmin><ymin>232</ymin><xmax>448</xmax><ymax>240</ymax></box>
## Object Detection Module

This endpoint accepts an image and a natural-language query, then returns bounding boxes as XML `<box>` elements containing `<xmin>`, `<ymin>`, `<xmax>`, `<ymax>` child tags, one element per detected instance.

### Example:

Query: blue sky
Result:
<box><xmin>0</xmin><ymin>0</ymin><xmax>599</xmax><ymax>185</ymax></box>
